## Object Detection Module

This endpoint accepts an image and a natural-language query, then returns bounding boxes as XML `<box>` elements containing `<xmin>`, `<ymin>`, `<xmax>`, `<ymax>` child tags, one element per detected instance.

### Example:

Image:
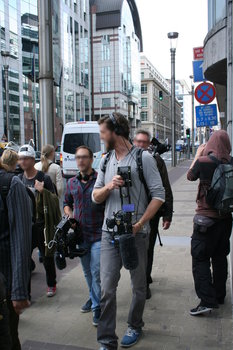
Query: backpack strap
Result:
<box><xmin>101</xmin><ymin>152</ymin><xmax>112</xmax><ymax>174</ymax></box>
<box><xmin>136</xmin><ymin>148</ymin><xmax>150</xmax><ymax>198</ymax></box>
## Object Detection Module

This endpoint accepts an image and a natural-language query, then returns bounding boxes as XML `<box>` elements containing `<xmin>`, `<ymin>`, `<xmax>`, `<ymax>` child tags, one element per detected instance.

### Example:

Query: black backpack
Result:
<box><xmin>206</xmin><ymin>155</ymin><xmax>233</xmax><ymax>214</ymax></box>
<box><xmin>0</xmin><ymin>171</ymin><xmax>15</xmax><ymax>231</ymax></box>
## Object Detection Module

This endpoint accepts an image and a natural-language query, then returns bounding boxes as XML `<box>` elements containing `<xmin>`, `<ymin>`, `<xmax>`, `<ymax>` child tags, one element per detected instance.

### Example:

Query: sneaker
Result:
<box><xmin>146</xmin><ymin>286</ymin><xmax>151</xmax><ymax>300</ymax></box>
<box><xmin>121</xmin><ymin>328</ymin><xmax>142</xmax><ymax>348</ymax></box>
<box><xmin>80</xmin><ymin>299</ymin><xmax>92</xmax><ymax>313</ymax></box>
<box><xmin>99</xmin><ymin>347</ymin><xmax>108</xmax><ymax>350</ymax></box>
<box><xmin>190</xmin><ymin>304</ymin><xmax>213</xmax><ymax>316</ymax></box>
<box><xmin>47</xmin><ymin>286</ymin><xmax>56</xmax><ymax>297</ymax></box>
<box><xmin>92</xmin><ymin>308</ymin><xmax>101</xmax><ymax>327</ymax></box>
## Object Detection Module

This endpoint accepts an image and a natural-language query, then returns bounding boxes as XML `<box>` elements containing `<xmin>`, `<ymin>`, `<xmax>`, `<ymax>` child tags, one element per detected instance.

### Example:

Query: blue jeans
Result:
<box><xmin>80</xmin><ymin>240</ymin><xmax>101</xmax><ymax>310</ymax></box>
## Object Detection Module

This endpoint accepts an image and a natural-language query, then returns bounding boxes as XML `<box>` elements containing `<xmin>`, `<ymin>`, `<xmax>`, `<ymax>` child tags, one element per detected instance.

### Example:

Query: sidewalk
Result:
<box><xmin>20</xmin><ymin>162</ymin><xmax>233</xmax><ymax>350</ymax></box>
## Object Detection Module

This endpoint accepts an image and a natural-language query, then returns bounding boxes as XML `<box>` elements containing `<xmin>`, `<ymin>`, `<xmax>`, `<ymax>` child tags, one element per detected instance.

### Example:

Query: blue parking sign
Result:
<box><xmin>195</xmin><ymin>104</ymin><xmax>218</xmax><ymax>127</ymax></box>
<box><xmin>193</xmin><ymin>60</ymin><xmax>205</xmax><ymax>83</ymax></box>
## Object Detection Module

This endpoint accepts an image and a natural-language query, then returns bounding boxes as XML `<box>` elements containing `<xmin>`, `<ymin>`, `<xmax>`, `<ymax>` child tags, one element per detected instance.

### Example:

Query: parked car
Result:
<box><xmin>60</xmin><ymin>121</ymin><xmax>105</xmax><ymax>178</ymax></box>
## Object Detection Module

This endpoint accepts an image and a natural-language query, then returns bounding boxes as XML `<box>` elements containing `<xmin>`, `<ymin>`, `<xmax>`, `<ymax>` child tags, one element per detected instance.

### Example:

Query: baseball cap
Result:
<box><xmin>18</xmin><ymin>144</ymin><xmax>36</xmax><ymax>158</ymax></box>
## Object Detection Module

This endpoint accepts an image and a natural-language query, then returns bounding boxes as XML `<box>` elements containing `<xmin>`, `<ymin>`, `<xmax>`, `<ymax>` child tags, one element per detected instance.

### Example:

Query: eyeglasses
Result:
<box><xmin>75</xmin><ymin>155</ymin><xmax>91</xmax><ymax>160</ymax></box>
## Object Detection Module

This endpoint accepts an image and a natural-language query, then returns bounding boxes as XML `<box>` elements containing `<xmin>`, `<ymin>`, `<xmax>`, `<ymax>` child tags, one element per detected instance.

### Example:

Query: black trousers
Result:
<box><xmin>147</xmin><ymin>215</ymin><xmax>160</xmax><ymax>286</ymax></box>
<box><xmin>32</xmin><ymin>224</ymin><xmax>56</xmax><ymax>287</ymax></box>
<box><xmin>191</xmin><ymin>217</ymin><xmax>232</xmax><ymax>307</ymax></box>
<box><xmin>0</xmin><ymin>299</ymin><xmax>20</xmax><ymax>350</ymax></box>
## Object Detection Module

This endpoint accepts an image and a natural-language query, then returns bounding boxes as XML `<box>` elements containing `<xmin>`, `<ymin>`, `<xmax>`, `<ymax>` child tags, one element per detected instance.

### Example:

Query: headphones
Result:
<box><xmin>109</xmin><ymin>113</ymin><xmax>124</xmax><ymax>136</ymax></box>
<box><xmin>77</xmin><ymin>169</ymin><xmax>95</xmax><ymax>182</ymax></box>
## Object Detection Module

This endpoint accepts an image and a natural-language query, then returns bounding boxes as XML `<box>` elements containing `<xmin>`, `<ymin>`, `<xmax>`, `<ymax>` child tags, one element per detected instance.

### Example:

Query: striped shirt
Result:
<box><xmin>0</xmin><ymin>171</ymin><xmax>32</xmax><ymax>300</ymax></box>
<box><xmin>63</xmin><ymin>172</ymin><xmax>104</xmax><ymax>243</ymax></box>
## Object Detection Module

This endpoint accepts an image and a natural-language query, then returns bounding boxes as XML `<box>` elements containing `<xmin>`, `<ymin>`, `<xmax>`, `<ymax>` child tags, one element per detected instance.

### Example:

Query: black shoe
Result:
<box><xmin>92</xmin><ymin>308</ymin><xmax>101</xmax><ymax>327</ymax></box>
<box><xmin>190</xmin><ymin>304</ymin><xmax>214</xmax><ymax>316</ymax></box>
<box><xmin>146</xmin><ymin>286</ymin><xmax>151</xmax><ymax>300</ymax></box>
<box><xmin>80</xmin><ymin>299</ymin><xmax>92</xmax><ymax>313</ymax></box>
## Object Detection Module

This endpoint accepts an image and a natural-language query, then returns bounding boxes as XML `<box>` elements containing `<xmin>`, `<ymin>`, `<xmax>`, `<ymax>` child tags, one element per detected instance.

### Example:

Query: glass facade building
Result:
<box><xmin>0</xmin><ymin>0</ymin><xmax>90</xmax><ymax>146</ymax></box>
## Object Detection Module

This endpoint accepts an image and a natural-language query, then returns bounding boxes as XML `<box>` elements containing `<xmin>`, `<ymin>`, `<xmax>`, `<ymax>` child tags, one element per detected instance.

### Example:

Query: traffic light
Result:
<box><xmin>159</xmin><ymin>91</ymin><xmax>163</xmax><ymax>101</ymax></box>
<box><xmin>186</xmin><ymin>128</ymin><xmax>191</xmax><ymax>139</ymax></box>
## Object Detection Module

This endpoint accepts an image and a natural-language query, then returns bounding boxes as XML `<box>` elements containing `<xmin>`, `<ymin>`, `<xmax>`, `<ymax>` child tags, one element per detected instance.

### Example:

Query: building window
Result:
<box><xmin>141</xmin><ymin>72</ymin><xmax>144</xmax><ymax>80</ymax></box>
<box><xmin>208</xmin><ymin>0</ymin><xmax>227</xmax><ymax>30</ymax></box>
<box><xmin>141</xmin><ymin>111</ymin><xmax>148</xmax><ymax>121</ymax></box>
<box><xmin>141</xmin><ymin>98</ymin><xmax>148</xmax><ymax>108</ymax></box>
<box><xmin>102</xmin><ymin>35</ymin><xmax>110</xmax><ymax>61</ymax></box>
<box><xmin>102</xmin><ymin>67</ymin><xmax>111</xmax><ymax>92</ymax></box>
<box><xmin>102</xmin><ymin>98</ymin><xmax>111</xmax><ymax>108</ymax></box>
<box><xmin>141</xmin><ymin>84</ymin><xmax>147</xmax><ymax>94</ymax></box>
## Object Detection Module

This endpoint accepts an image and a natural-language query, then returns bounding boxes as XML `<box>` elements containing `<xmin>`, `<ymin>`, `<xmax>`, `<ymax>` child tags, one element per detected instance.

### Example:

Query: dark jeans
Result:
<box><xmin>191</xmin><ymin>216</ymin><xmax>232</xmax><ymax>307</ymax></box>
<box><xmin>147</xmin><ymin>215</ymin><xmax>160</xmax><ymax>286</ymax></box>
<box><xmin>32</xmin><ymin>224</ymin><xmax>56</xmax><ymax>287</ymax></box>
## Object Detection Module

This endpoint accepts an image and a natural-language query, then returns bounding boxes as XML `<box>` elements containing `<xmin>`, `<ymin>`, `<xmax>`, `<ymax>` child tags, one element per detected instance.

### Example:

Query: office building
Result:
<box><xmin>89</xmin><ymin>0</ymin><xmax>143</xmax><ymax>136</ymax></box>
<box><xmin>140</xmin><ymin>55</ymin><xmax>182</xmax><ymax>142</ymax></box>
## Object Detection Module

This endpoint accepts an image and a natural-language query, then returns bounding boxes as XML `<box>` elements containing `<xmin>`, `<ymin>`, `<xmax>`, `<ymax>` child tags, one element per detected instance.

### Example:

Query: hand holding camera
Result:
<box><xmin>107</xmin><ymin>175</ymin><xmax>125</xmax><ymax>190</ymax></box>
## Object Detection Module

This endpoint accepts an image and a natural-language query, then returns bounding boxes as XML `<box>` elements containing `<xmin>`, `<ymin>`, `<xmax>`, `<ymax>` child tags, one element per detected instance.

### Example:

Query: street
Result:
<box><xmin>19</xmin><ymin>161</ymin><xmax>233</xmax><ymax>350</ymax></box>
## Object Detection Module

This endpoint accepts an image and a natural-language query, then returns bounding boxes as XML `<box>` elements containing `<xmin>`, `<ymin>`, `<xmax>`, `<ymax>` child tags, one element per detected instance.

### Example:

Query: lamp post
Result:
<box><xmin>189</xmin><ymin>75</ymin><xmax>195</xmax><ymax>157</ymax></box>
<box><xmin>1</xmin><ymin>51</ymin><xmax>11</xmax><ymax>142</ymax></box>
<box><xmin>167</xmin><ymin>32</ymin><xmax>179</xmax><ymax>167</ymax></box>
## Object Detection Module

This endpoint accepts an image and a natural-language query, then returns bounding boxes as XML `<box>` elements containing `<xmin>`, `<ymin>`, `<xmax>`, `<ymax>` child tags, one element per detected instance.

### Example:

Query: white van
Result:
<box><xmin>60</xmin><ymin>121</ymin><xmax>105</xmax><ymax>178</ymax></box>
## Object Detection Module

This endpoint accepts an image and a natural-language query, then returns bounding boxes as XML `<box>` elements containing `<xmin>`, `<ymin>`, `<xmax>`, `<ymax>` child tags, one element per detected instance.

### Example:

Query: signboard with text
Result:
<box><xmin>193</xmin><ymin>47</ymin><xmax>204</xmax><ymax>60</ymax></box>
<box><xmin>195</xmin><ymin>104</ymin><xmax>218</xmax><ymax>127</ymax></box>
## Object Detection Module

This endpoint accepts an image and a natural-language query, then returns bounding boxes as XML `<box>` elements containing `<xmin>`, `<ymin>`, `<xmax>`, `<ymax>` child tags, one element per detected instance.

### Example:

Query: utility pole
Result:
<box><xmin>191</xmin><ymin>84</ymin><xmax>195</xmax><ymax>157</ymax></box>
<box><xmin>38</xmin><ymin>0</ymin><xmax>54</xmax><ymax>147</ymax></box>
<box><xmin>168</xmin><ymin>32</ymin><xmax>179</xmax><ymax>167</ymax></box>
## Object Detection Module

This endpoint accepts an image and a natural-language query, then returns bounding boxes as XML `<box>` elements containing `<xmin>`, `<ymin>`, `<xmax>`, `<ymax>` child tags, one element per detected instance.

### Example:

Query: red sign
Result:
<box><xmin>195</xmin><ymin>82</ymin><xmax>216</xmax><ymax>105</ymax></box>
<box><xmin>193</xmin><ymin>47</ymin><xmax>204</xmax><ymax>60</ymax></box>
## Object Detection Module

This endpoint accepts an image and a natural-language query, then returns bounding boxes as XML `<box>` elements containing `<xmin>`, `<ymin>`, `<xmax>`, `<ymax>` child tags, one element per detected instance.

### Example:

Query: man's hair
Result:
<box><xmin>75</xmin><ymin>145</ymin><xmax>93</xmax><ymax>158</ymax></box>
<box><xmin>134</xmin><ymin>129</ymin><xmax>151</xmax><ymax>141</ymax></box>
<box><xmin>98</xmin><ymin>113</ymin><xmax>130</xmax><ymax>139</ymax></box>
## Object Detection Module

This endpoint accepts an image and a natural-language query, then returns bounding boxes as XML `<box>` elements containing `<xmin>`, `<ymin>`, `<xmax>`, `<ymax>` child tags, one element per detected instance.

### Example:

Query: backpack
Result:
<box><xmin>206</xmin><ymin>155</ymin><xmax>233</xmax><ymax>214</ymax></box>
<box><xmin>0</xmin><ymin>171</ymin><xmax>15</xmax><ymax>231</ymax></box>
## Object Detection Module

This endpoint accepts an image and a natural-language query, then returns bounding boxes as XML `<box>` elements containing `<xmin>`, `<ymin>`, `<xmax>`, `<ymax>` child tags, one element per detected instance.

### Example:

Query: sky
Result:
<box><xmin>136</xmin><ymin>0</ymin><xmax>208</xmax><ymax>88</ymax></box>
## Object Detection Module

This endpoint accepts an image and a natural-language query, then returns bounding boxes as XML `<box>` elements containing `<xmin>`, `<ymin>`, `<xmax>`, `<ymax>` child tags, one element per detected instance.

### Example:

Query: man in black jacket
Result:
<box><xmin>134</xmin><ymin>130</ymin><xmax>173</xmax><ymax>299</ymax></box>
<box><xmin>18</xmin><ymin>144</ymin><xmax>57</xmax><ymax>298</ymax></box>
<box><xmin>0</xmin><ymin>156</ymin><xmax>31</xmax><ymax>350</ymax></box>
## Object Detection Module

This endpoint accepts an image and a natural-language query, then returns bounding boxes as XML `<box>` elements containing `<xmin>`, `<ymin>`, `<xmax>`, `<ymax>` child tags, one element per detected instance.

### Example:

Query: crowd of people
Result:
<box><xmin>0</xmin><ymin>113</ymin><xmax>232</xmax><ymax>350</ymax></box>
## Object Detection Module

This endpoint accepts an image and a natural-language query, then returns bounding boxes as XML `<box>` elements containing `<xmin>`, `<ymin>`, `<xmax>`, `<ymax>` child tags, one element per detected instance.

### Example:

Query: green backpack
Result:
<box><xmin>206</xmin><ymin>155</ymin><xmax>233</xmax><ymax>214</ymax></box>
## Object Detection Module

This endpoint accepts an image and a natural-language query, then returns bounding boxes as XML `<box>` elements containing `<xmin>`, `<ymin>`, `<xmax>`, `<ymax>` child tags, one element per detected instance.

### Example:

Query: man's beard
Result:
<box><xmin>106</xmin><ymin>138</ymin><xmax>115</xmax><ymax>152</ymax></box>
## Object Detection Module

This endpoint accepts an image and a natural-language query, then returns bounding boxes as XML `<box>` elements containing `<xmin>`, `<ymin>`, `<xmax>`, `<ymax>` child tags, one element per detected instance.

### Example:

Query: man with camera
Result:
<box><xmin>64</xmin><ymin>146</ymin><xmax>104</xmax><ymax>327</ymax></box>
<box><xmin>92</xmin><ymin>113</ymin><xmax>165</xmax><ymax>350</ymax></box>
<box><xmin>133</xmin><ymin>130</ymin><xmax>173</xmax><ymax>299</ymax></box>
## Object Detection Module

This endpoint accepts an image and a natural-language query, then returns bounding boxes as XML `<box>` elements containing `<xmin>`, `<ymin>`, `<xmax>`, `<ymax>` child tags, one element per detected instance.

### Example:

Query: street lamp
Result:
<box><xmin>1</xmin><ymin>50</ymin><xmax>11</xmax><ymax>141</ymax></box>
<box><xmin>167</xmin><ymin>32</ymin><xmax>179</xmax><ymax>167</ymax></box>
<box><xmin>189</xmin><ymin>75</ymin><xmax>195</xmax><ymax>157</ymax></box>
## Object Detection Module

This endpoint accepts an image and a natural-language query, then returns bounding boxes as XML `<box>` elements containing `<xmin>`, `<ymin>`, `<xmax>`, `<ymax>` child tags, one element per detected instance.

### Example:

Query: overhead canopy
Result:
<box><xmin>90</xmin><ymin>0</ymin><xmax>143</xmax><ymax>51</ymax></box>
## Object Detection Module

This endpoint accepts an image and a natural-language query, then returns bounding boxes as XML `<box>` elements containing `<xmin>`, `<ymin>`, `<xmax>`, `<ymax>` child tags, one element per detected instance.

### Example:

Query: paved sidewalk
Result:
<box><xmin>20</xmin><ymin>162</ymin><xmax>233</xmax><ymax>350</ymax></box>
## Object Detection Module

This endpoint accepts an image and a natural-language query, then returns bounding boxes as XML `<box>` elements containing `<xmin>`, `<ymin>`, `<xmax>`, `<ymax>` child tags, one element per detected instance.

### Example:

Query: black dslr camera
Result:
<box><xmin>106</xmin><ymin>210</ymin><xmax>133</xmax><ymax>236</ymax></box>
<box><xmin>53</xmin><ymin>216</ymin><xmax>88</xmax><ymax>270</ymax></box>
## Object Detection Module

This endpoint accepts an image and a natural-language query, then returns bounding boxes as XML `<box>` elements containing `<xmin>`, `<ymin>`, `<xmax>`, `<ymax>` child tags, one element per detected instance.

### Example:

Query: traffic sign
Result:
<box><xmin>193</xmin><ymin>47</ymin><xmax>204</xmax><ymax>60</ymax></box>
<box><xmin>195</xmin><ymin>82</ymin><xmax>216</xmax><ymax>105</ymax></box>
<box><xmin>195</xmin><ymin>104</ymin><xmax>218</xmax><ymax>127</ymax></box>
<box><xmin>193</xmin><ymin>60</ymin><xmax>205</xmax><ymax>83</ymax></box>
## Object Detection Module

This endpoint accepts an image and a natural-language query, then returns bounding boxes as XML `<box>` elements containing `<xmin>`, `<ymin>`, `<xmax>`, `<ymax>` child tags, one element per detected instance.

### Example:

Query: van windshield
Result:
<box><xmin>63</xmin><ymin>133</ymin><xmax>101</xmax><ymax>154</ymax></box>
